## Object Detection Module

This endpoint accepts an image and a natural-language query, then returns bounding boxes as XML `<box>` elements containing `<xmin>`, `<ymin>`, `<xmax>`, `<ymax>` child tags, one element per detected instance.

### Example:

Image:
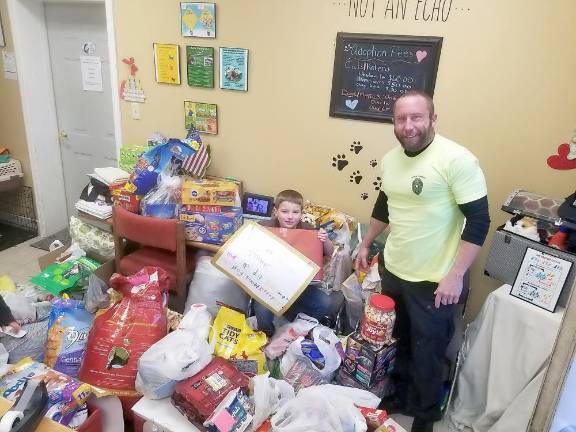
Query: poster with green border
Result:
<box><xmin>187</xmin><ymin>46</ymin><xmax>214</xmax><ymax>88</ymax></box>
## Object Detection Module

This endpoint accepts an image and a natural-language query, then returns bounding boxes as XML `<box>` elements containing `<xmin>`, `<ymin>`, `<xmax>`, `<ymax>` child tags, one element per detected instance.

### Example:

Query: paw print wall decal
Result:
<box><xmin>331</xmin><ymin>154</ymin><xmax>349</xmax><ymax>171</ymax></box>
<box><xmin>373</xmin><ymin>176</ymin><xmax>382</xmax><ymax>191</ymax></box>
<box><xmin>349</xmin><ymin>170</ymin><xmax>362</xmax><ymax>184</ymax></box>
<box><xmin>370</xmin><ymin>159</ymin><xmax>378</xmax><ymax>168</ymax></box>
<box><xmin>360</xmin><ymin>193</ymin><xmax>368</xmax><ymax>200</ymax></box>
<box><xmin>350</xmin><ymin>141</ymin><xmax>363</xmax><ymax>154</ymax></box>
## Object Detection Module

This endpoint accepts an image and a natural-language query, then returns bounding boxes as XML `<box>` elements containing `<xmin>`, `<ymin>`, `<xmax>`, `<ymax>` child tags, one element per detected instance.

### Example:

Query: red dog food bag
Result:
<box><xmin>78</xmin><ymin>267</ymin><xmax>169</xmax><ymax>396</ymax></box>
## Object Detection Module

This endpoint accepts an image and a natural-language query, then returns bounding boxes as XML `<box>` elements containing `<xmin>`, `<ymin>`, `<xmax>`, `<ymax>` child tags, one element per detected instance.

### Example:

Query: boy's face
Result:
<box><xmin>274</xmin><ymin>201</ymin><xmax>302</xmax><ymax>229</ymax></box>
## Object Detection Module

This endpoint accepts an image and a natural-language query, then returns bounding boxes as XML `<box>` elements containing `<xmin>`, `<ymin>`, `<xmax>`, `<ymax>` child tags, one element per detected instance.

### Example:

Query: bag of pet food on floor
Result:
<box><xmin>0</xmin><ymin>357</ymin><xmax>94</xmax><ymax>429</ymax></box>
<box><xmin>209</xmin><ymin>305</ymin><xmax>267</xmax><ymax>376</ymax></box>
<box><xmin>44</xmin><ymin>298</ymin><xmax>94</xmax><ymax>378</ymax></box>
<box><xmin>78</xmin><ymin>267</ymin><xmax>168</xmax><ymax>396</ymax></box>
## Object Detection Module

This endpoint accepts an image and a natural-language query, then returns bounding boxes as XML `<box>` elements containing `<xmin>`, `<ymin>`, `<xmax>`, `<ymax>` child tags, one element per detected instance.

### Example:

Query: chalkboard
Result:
<box><xmin>212</xmin><ymin>222</ymin><xmax>320</xmax><ymax>315</ymax></box>
<box><xmin>329</xmin><ymin>33</ymin><xmax>443</xmax><ymax>123</ymax></box>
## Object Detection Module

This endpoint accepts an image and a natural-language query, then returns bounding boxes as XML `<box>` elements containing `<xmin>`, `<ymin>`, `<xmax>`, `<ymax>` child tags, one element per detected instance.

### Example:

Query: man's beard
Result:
<box><xmin>395</xmin><ymin>127</ymin><xmax>434</xmax><ymax>153</ymax></box>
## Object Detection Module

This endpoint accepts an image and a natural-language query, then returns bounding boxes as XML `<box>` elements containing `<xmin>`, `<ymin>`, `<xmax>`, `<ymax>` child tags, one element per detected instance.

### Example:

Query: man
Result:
<box><xmin>356</xmin><ymin>91</ymin><xmax>490</xmax><ymax>432</ymax></box>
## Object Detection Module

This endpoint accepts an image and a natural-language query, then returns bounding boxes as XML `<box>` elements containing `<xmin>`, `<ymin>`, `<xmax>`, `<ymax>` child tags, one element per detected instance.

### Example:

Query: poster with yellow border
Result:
<box><xmin>153</xmin><ymin>43</ymin><xmax>181</xmax><ymax>85</ymax></box>
<box><xmin>212</xmin><ymin>222</ymin><xmax>320</xmax><ymax>315</ymax></box>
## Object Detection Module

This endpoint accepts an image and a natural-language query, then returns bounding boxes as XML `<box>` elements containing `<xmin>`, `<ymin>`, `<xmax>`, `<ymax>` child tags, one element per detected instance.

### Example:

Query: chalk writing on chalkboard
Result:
<box><xmin>212</xmin><ymin>222</ymin><xmax>319</xmax><ymax>315</ymax></box>
<box><xmin>330</xmin><ymin>33</ymin><xmax>442</xmax><ymax>122</ymax></box>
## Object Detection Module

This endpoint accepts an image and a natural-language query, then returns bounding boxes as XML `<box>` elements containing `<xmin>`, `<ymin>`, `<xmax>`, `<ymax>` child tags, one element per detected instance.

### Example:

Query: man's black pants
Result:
<box><xmin>381</xmin><ymin>268</ymin><xmax>456</xmax><ymax>422</ymax></box>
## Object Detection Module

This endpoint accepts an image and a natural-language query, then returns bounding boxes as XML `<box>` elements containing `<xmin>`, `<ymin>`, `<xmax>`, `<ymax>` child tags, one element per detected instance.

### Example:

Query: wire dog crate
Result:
<box><xmin>0</xmin><ymin>185</ymin><xmax>38</xmax><ymax>233</ymax></box>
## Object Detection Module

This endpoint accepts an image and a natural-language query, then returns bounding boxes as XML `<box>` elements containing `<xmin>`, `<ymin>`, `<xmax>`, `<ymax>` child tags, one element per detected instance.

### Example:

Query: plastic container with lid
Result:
<box><xmin>360</xmin><ymin>294</ymin><xmax>396</xmax><ymax>347</ymax></box>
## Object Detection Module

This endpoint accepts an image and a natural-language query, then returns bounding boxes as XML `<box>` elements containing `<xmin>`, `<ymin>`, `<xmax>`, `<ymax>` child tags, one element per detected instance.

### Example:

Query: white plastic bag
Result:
<box><xmin>264</xmin><ymin>313</ymin><xmax>318</xmax><ymax>359</ymax></box>
<box><xmin>135</xmin><ymin>304</ymin><xmax>213</xmax><ymax>399</ymax></box>
<box><xmin>271</xmin><ymin>384</ymin><xmax>375</xmax><ymax>432</ymax></box>
<box><xmin>0</xmin><ymin>292</ymin><xmax>36</xmax><ymax>324</ymax></box>
<box><xmin>250</xmin><ymin>373</ymin><xmax>295</xmax><ymax>431</ymax></box>
<box><xmin>185</xmin><ymin>255</ymin><xmax>249</xmax><ymax>317</ymax></box>
<box><xmin>280</xmin><ymin>327</ymin><xmax>342</xmax><ymax>381</ymax></box>
<box><xmin>342</xmin><ymin>273</ymin><xmax>364</xmax><ymax>330</ymax></box>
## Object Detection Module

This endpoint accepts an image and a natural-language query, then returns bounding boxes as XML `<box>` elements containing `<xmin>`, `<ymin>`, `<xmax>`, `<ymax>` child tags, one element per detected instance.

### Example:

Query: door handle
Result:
<box><xmin>59</xmin><ymin>131</ymin><xmax>68</xmax><ymax>139</ymax></box>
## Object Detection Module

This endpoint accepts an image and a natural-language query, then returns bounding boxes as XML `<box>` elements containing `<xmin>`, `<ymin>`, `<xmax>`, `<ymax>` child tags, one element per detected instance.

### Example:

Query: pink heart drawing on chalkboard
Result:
<box><xmin>416</xmin><ymin>50</ymin><xmax>428</xmax><ymax>63</ymax></box>
<box><xmin>345</xmin><ymin>99</ymin><xmax>359</xmax><ymax>110</ymax></box>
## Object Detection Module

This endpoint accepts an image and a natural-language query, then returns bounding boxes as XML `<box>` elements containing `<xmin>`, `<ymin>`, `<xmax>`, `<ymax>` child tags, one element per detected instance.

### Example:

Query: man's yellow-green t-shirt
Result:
<box><xmin>380</xmin><ymin>134</ymin><xmax>487</xmax><ymax>282</ymax></box>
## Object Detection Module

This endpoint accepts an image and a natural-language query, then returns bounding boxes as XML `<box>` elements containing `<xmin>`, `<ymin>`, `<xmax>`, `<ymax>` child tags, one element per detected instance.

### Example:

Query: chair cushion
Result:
<box><xmin>118</xmin><ymin>247</ymin><xmax>195</xmax><ymax>291</ymax></box>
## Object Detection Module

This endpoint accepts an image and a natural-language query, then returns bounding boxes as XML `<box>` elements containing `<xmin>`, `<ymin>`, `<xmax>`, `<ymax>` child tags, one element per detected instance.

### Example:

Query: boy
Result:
<box><xmin>255</xmin><ymin>189</ymin><xmax>334</xmax><ymax>336</ymax></box>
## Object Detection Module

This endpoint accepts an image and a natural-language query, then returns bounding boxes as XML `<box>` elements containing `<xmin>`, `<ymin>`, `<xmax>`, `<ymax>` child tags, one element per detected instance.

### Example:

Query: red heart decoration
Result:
<box><xmin>547</xmin><ymin>143</ymin><xmax>576</xmax><ymax>170</ymax></box>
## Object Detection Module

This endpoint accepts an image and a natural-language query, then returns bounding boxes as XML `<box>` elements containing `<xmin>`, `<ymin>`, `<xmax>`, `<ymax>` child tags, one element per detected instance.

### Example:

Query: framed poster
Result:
<box><xmin>153</xmin><ymin>43</ymin><xmax>180</xmax><ymax>84</ymax></box>
<box><xmin>219</xmin><ymin>47</ymin><xmax>248</xmax><ymax>91</ymax></box>
<box><xmin>186</xmin><ymin>46</ymin><xmax>214</xmax><ymax>87</ymax></box>
<box><xmin>329</xmin><ymin>33</ymin><xmax>443</xmax><ymax>123</ymax></box>
<box><xmin>181</xmin><ymin>2</ymin><xmax>216</xmax><ymax>38</ymax></box>
<box><xmin>212</xmin><ymin>222</ymin><xmax>320</xmax><ymax>315</ymax></box>
<box><xmin>510</xmin><ymin>247</ymin><xmax>573</xmax><ymax>312</ymax></box>
<box><xmin>184</xmin><ymin>101</ymin><xmax>218</xmax><ymax>134</ymax></box>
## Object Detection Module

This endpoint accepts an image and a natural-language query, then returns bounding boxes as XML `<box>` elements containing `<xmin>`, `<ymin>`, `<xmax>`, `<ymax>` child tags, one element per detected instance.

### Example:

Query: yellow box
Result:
<box><xmin>182</xmin><ymin>178</ymin><xmax>239</xmax><ymax>206</ymax></box>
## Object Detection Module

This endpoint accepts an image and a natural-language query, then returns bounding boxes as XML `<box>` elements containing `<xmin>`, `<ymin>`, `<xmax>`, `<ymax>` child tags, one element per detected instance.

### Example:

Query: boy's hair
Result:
<box><xmin>275</xmin><ymin>190</ymin><xmax>304</xmax><ymax>209</ymax></box>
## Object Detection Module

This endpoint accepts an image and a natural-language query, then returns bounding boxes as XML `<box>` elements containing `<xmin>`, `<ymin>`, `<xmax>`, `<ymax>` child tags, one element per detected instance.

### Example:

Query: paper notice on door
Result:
<box><xmin>80</xmin><ymin>55</ymin><xmax>103</xmax><ymax>92</ymax></box>
<box><xmin>2</xmin><ymin>51</ymin><xmax>17</xmax><ymax>80</ymax></box>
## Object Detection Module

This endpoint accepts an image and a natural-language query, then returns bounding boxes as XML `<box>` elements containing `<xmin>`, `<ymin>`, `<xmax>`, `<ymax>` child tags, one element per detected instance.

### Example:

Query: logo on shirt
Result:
<box><xmin>411</xmin><ymin>177</ymin><xmax>424</xmax><ymax>195</ymax></box>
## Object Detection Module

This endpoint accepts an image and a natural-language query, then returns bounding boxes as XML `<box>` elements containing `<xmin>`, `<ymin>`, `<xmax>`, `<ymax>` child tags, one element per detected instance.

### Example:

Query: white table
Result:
<box><xmin>449</xmin><ymin>284</ymin><xmax>564</xmax><ymax>432</ymax></box>
<box><xmin>132</xmin><ymin>397</ymin><xmax>201</xmax><ymax>432</ymax></box>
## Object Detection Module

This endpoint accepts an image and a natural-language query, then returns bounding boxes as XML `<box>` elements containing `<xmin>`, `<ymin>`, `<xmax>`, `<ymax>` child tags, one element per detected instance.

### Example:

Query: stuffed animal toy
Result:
<box><xmin>503</xmin><ymin>216</ymin><xmax>541</xmax><ymax>242</ymax></box>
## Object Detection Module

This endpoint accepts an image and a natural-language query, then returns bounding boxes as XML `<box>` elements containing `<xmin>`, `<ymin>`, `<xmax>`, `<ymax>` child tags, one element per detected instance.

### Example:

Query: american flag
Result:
<box><xmin>182</xmin><ymin>143</ymin><xmax>210</xmax><ymax>177</ymax></box>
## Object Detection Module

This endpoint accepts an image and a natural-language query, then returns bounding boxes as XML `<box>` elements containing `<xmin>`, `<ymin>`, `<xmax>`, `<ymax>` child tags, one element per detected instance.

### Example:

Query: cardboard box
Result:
<box><xmin>336</xmin><ymin>368</ymin><xmax>392</xmax><ymax>399</ymax></box>
<box><xmin>37</xmin><ymin>244</ymin><xmax>115</xmax><ymax>285</ymax></box>
<box><xmin>179</xmin><ymin>205</ymin><xmax>243</xmax><ymax>245</ymax></box>
<box><xmin>342</xmin><ymin>332</ymin><xmax>396</xmax><ymax>388</ymax></box>
<box><xmin>182</xmin><ymin>178</ymin><xmax>240</xmax><ymax>206</ymax></box>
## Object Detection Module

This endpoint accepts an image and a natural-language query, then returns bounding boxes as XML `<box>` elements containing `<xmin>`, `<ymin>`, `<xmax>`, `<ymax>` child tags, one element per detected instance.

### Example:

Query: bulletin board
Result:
<box><xmin>212</xmin><ymin>222</ymin><xmax>320</xmax><ymax>315</ymax></box>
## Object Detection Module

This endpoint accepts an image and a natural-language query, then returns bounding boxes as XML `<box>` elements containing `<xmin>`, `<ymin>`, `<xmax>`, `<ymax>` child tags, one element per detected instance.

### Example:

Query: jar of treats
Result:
<box><xmin>360</xmin><ymin>294</ymin><xmax>396</xmax><ymax>347</ymax></box>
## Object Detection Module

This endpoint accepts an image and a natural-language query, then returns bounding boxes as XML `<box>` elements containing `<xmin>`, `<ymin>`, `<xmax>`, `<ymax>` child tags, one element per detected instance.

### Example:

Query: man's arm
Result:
<box><xmin>356</xmin><ymin>191</ymin><xmax>390</xmax><ymax>271</ymax></box>
<box><xmin>434</xmin><ymin>196</ymin><xmax>490</xmax><ymax>307</ymax></box>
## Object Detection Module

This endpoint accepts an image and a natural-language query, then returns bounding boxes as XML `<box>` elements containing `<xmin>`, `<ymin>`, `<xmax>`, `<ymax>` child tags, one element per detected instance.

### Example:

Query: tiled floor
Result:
<box><xmin>0</xmin><ymin>237</ymin><xmax>46</xmax><ymax>285</ymax></box>
<box><xmin>0</xmin><ymin>238</ymin><xmax>459</xmax><ymax>432</ymax></box>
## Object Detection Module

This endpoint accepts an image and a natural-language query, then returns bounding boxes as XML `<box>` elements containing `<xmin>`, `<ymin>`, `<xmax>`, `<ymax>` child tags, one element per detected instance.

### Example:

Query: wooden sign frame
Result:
<box><xmin>510</xmin><ymin>247</ymin><xmax>573</xmax><ymax>313</ymax></box>
<box><xmin>329</xmin><ymin>32</ymin><xmax>442</xmax><ymax>123</ymax></box>
<box><xmin>212</xmin><ymin>222</ymin><xmax>320</xmax><ymax>315</ymax></box>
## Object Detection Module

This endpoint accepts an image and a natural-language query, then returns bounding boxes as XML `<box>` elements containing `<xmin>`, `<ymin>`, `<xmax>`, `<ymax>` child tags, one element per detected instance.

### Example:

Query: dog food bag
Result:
<box><xmin>78</xmin><ymin>267</ymin><xmax>168</xmax><ymax>396</ymax></box>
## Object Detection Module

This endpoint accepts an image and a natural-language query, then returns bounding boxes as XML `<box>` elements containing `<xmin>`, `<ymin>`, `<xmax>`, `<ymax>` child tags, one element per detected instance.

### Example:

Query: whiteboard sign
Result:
<box><xmin>510</xmin><ymin>247</ymin><xmax>573</xmax><ymax>312</ymax></box>
<box><xmin>212</xmin><ymin>222</ymin><xmax>320</xmax><ymax>315</ymax></box>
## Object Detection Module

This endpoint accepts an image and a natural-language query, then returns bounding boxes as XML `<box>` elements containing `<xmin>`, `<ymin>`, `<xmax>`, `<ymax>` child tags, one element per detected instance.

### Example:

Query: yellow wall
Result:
<box><xmin>114</xmin><ymin>0</ymin><xmax>576</xmax><ymax>318</ymax></box>
<box><xmin>0</xmin><ymin>0</ymin><xmax>31</xmax><ymax>186</ymax></box>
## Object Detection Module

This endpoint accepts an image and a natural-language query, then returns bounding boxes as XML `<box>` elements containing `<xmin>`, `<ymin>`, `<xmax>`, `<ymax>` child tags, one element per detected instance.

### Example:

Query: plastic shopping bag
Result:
<box><xmin>280</xmin><ymin>326</ymin><xmax>342</xmax><ymax>382</ymax></box>
<box><xmin>270</xmin><ymin>384</ymin><xmax>378</xmax><ymax>432</ymax></box>
<box><xmin>249</xmin><ymin>372</ymin><xmax>295</xmax><ymax>431</ymax></box>
<box><xmin>136</xmin><ymin>304</ymin><xmax>213</xmax><ymax>399</ymax></box>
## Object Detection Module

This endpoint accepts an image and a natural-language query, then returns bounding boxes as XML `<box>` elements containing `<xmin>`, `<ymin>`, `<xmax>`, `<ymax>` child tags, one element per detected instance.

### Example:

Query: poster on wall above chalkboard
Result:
<box><xmin>329</xmin><ymin>33</ymin><xmax>442</xmax><ymax>123</ymax></box>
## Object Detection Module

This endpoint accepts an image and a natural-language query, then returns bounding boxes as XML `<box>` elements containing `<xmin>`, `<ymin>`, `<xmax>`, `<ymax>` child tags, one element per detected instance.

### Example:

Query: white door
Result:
<box><xmin>45</xmin><ymin>2</ymin><xmax>117</xmax><ymax>219</ymax></box>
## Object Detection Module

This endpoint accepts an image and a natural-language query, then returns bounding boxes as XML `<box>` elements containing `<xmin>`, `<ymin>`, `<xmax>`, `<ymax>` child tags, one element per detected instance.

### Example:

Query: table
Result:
<box><xmin>132</xmin><ymin>397</ymin><xmax>201</xmax><ymax>432</ymax></box>
<box><xmin>76</xmin><ymin>211</ymin><xmax>221</xmax><ymax>253</ymax></box>
<box><xmin>448</xmin><ymin>284</ymin><xmax>564</xmax><ymax>432</ymax></box>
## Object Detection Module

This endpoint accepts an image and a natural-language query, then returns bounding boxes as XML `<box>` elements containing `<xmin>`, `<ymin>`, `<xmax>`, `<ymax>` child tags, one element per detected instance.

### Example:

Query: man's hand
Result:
<box><xmin>355</xmin><ymin>245</ymin><xmax>371</xmax><ymax>274</ymax></box>
<box><xmin>317</xmin><ymin>228</ymin><xmax>328</xmax><ymax>242</ymax></box>
<box><xmin>434</xmin><ymin>270</ymin><xmax>463</xmax><ymax>308</ymax></box>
